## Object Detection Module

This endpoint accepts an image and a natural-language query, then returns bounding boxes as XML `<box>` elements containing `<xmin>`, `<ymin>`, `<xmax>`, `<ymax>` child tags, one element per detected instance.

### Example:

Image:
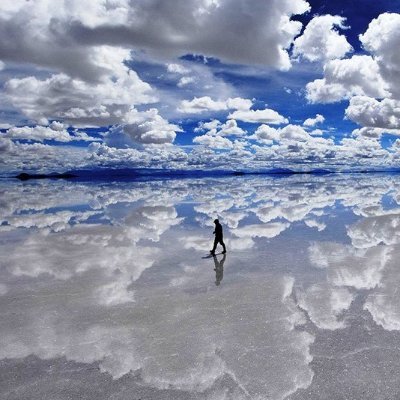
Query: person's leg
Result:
<box><xmin>210</xmin><ymin>238</ymin><xmax>218</xmax><ymax>253</ymax></box>
<box><xmin>220</xmin><ymin>239</ymin><xmax>226</xmax><ymax>253</ymax></box>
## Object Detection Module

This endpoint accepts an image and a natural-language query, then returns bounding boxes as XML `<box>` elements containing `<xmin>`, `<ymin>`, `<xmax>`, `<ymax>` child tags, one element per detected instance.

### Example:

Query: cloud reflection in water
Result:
<box><xmin>1</xmin><ymin>174</ymin><xmax>400</xmax><ymax>398</ymax></box>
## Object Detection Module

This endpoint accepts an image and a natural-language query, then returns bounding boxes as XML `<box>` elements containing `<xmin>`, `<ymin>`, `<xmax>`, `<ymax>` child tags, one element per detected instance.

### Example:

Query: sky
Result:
<box><xmin>1</xmin><ymin>0</ymin><xmax>400</xmax><ymax>173</ymax></box>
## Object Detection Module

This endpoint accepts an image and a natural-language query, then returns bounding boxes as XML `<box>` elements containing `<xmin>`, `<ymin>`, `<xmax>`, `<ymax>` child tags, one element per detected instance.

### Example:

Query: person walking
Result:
<box><xmin>210</xmin><ymin>219</ymin><xmax>227</xmax><ymax>255</ymax></box>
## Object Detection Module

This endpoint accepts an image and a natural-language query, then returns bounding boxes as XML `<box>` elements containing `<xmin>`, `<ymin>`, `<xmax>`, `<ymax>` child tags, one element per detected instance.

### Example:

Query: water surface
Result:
<box><xmin>1</xmin><ymin>174</ymin><xmax>400</xmax><ymax>399</ymax></box>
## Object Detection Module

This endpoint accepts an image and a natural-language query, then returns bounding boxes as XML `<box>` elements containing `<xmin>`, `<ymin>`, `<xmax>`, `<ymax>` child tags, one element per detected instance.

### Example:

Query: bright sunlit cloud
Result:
<box><xmin>1</xmin><ymin>1</ymin><xmax>400</xmax><ymax>173</ymax></box>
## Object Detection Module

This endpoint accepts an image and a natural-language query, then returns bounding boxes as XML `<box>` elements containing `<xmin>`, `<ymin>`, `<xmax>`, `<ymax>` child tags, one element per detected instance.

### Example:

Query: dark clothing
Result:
<box><xmin>211</xmin><ymin>222</ymin><xmax>226</xmax><ymax>253</ymax></box>
<box><xmin>214</xmin><ymin>224</ymin><xmax>223</xmax><ymax>239</ymax></box>
<box><xmin>211</xmin><ymin>237</ymin><xmax>226</xmax><ymax>253</ymax></box>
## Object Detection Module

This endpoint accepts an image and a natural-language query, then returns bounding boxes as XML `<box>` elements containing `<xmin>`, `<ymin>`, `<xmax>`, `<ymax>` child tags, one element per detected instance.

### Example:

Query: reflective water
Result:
<box><xmin>1</xmin><ymin>174</ymin><xmax>400</xmax><ymax>399</ymax></box>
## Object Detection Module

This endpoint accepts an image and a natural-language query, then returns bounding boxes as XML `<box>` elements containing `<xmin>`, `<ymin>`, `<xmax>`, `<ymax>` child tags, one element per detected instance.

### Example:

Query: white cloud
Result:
<box><xmin>303</xmin><ymin>114</ymin><xmax>325</xmax><ymax>127</ymax></box>
<box><xmin>3</xmin><ymin>125</ymin><xmax>99</xmax><ymax>143</ymax></box>
<box><xmin>178</xmin><ymin>96</ymin><xmax>251</xmax><ymax>114</ymax></box>
<box><xmin>193</xmin><ymin>134</ymin><xmax>233</xmax><ymax>149</ymax></box>
<box><xmin>309</xmin><ymin>129</ymin><xmax>324</xmax><ymax>136</ymax></box>
<box><xmin>253</xmin><ymin>124</ymin><xmax>280</xmax><ymax>142</ymax></box>
<box><xmin>88</xmin><ymin>142</ymin><xmax>188</xmax><ymax>169</ymax></box>
<box><xmin>167</xmin><ymin>63</ymin><xmax>190</xmax><ymax>75</ymax></box>
<box><xmin>0</xmin><ymin>2</ymin><xmax>134</xmax><ymax>82</ymax></box>
<box><xmin>352</xmin><ymin>127</ymin><xmax>400</xmax><ymax>139</ymax></box>
<box><xmin>345</xmin><ymin>96</ymin><xmax>400</xmax><ymax>129</ymax></box>
<box><xmin>195</xmin><ymin>119</ymin><xmax>221</xmax><ymax>132</ymax></box>
<box><xmin>304</xmin><ymin>219</ymin><xmax>326</xmax><ymax>231</ymax></box>
<box><xmin>105</xmin><ymin>109</ymin><xmax>182</xmax><ymax>146</ymax></box>
<box><xmin>280</xmin><ymin>124</ymin><xmax>312</xmax><ymax>141</ymax></box>
<box><xmin>359</xmin><ymin>13</ymin><xmax>400</xmax><ymax>99</ymax></box>
<box><xmin>0</xmin><ymin>137</ymin><xmax>89</xmax><ymax>173</ymax></box>
<box><xmin>306</xmin><ymin>56</ymin><xmax>389</xmax><ymax>103</ymax></box>
<box><xmin>192</xmin><ymin>119</ymin><xmax>245</xmax><ymax>149</ymax></box>
<box><xmin>217</xmin><ymin>119</ymin><xmax>246</xmax><ymax>136</ymax></box>
<box><xmin>226</xmin><ymin>97</ymin><xmax>253</xmax><ymax>111</ymax></box>
<box><xmin>178</xmin><ymin>97</ymin><xmax>231</xmax><ymax>114</ymax></box>
<box><xmin>122</xmin><ymin>124</ymin><xmax>179</xmax><ymax>146</ymax></box>
<box><xmin>228</xmin><ymin>108</ymin><xmax>288</xmax><ymax>124</ymax></box>
<box><xmin>0</xmin><ymin>0</ymin><xmax>310</xmax><ymax>73</ymax></box>
<box><xmin>293</xmin><ymin>15</ymin><xmax>353</xmax><ymax>62</ymax></box>
<box><xmin>177</xmin><ymin>76</ymin><xmax>195</xmax><ymax>87</ymax></box>
<box><xmin>5</xmin><ymin>47</ymin><xmax>156</xmax><ymax>127</ymax></box>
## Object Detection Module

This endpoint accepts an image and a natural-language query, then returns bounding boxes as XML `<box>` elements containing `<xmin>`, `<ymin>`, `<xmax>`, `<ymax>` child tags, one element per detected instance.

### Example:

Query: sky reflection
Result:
<box><xmin>1</xmin><ymin>174</ymin><xmax>400</xmax><ymax>399</ymax></box>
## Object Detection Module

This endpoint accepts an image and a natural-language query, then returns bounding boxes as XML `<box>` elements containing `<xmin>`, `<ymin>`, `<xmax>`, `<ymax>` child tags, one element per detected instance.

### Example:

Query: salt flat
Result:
<box><xmin>1</xmin><ymin>174</ymin><xmax>400</xmax><ymax>399</ymax></box>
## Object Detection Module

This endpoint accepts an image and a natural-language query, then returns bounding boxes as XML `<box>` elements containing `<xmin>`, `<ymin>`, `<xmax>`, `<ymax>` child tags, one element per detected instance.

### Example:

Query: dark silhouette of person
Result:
<box><xmin>210</xmin><ymin>219</ymin><xmax>226</xmax><ymax>255</ymax></box>
<box><xmin>213</xmin><ymin>253</ymin><xmax>226</xmax><ymax>286</ymax></box>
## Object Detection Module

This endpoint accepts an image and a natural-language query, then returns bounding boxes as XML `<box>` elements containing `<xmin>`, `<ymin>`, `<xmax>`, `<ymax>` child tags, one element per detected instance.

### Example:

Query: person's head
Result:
<box><xmin>214</xmin><ymin>218</ymin><xmax>219</xmax><ymax>224</ymax></box>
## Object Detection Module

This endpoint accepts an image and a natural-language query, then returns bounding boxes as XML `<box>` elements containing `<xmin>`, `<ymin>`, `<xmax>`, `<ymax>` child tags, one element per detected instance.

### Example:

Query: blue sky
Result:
<box><xmin>1</xmin><ymin>0</ymin><xmax>400</xmax><ymax>173</ymax></box>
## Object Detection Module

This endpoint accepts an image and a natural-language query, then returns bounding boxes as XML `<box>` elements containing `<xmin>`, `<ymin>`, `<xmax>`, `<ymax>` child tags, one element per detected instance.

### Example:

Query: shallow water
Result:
<box><xmin>1</xmin><ymin>174</ymin><xmax>400</xmax><ymax>399</ymax></box>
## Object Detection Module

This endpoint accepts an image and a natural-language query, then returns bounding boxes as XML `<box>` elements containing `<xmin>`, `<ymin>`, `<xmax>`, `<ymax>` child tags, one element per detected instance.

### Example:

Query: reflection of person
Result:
<box><xmin>210</xmin><ymin>219</ymin><xmax>227</xmax><ymax>255</ymax></box>
<box><xmin>213</xmin><ymin>253</ymin><xmax>226</xmax><ymax>286</ymax></box>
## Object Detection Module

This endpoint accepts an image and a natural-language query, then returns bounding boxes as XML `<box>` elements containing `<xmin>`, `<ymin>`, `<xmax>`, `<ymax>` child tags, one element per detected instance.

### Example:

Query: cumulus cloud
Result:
<box><xmin>304</xmin><ymin>218</ymin><xmax>326</xmax><ymax>231</ymax></box>
<box><xmin>88</xmin><ymin>142</ymin><xmax>188</xmax><ymax>169</ymax></box>
<box><xmin>0</xmin><ymin>1</ymin><xmax>136</xmax><ymax>81</ymax></box>
<box><xmin>178</xmin><ymin>97</ymin><xmax>225</xmax><ymax>114</ymax></box>
<box><xmin>217</xmin><ymin>119</ymin><xmax>245</xmax><ymax>136</ymax></box>
<box><xmin>195</xmin><ymin>119</ymin><xmax>245</xmax><ymax>137</ymax></box>
<box><xmin>3</xmin><ymin>124</ymin><xmax>99</xmax><ymax>143</ymax></box>
<box><xmin>228</xmin><ymin>108</ymin><xmax>288</xmax><ymax>124</ymax></box>
<box><xmin>5</xmin><ymin>47</ymin><xmax>156</xmax><ymax>127</ymax></box>
<box><xmin>177</xmin><ymin>76</ymin><xmax>195</xmax><ymax>87</ymax></box>
<box><xmin>352</xmin><ymin>127</ymin><xmax>400</xmax><ymax>139</ymax></box>
<box><xmin>306</xmin><ymin>56</ymin><xmax>389</xmax><ymax>103</ymax></box>
<box><xmin>303</xmin><ymin>114</ymin><xmax>325</xmax><ymax>127</ymax></box>
<box><xmin>0</xmin><ymin>0</ymin><xmax>311</xmax><ymax>75</ymax></box>
<box><xmin>359</xmin><ymin>13</ymin><xmax>400</xmax><ymax>99</ymax></box>
<box><xmin>345</xmin><ymin>96</ymin><xmax>400</xmax><ymax>129</ymax></box>
<box><xmin>251</xmin><ymin>124</ymin><xmax>313</xmax><ymax>143</ymax></box>
<box><xmin>193</xmin><ymin>134</ymin><xmax>233</xmax><ymax>149</ymax></box>
<box><xmin>105</xmin><ymin>109</ymin><xmax>182</xmax><ymax>146</ymax></box>
<box><xmin>0</xmin><ymin>137</ymin><xmax>89</xmax><ymax>173</ymax></box>
<box><xmin>178</xmin><ymin>96</ymin><xmax>252</xmax><ymax>114</ymax></box>
<box><xmin>167</xmin><ymin>63</ymin><xmax>190</xmax><ymax>75</ymax></box>
<box><xmin>251</xmin><ymin>124</ymin><xmax>280</xmax><ymax>142</ymax></box>
<box><xmin>194</xmin><ymin>119</ymin><xmax>221</xmax><ymax>132</ymax></box>
<box><xmin>303</xmin><ymin>12</ymin><xmax>400</xmax><ymax>118</ymax></box>
<box><xmin>293</xmin><ymin>15</ymin><xmax>353</xmax><ymax>62</ymax></box>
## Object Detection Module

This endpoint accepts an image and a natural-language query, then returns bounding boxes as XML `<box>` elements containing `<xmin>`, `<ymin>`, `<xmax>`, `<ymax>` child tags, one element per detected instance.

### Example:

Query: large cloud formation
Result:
<box><xmin>0</xmin><ymin>0</ymin><xmax>310</xmax><ymax>71</ymax></box>
<box><xmin>1</xmin><ymin>2</ymin><xmax>400</xmax><ymax>173</ymax></box>
<box><xmin>293</xmin><ymin>15</ymin><xmax>353</xmax><ymax>62</ymax></box>
<box><xmin>305</xmin><ymin>12</ymin><xmax>400</xmax><ymax>135</ymax></box>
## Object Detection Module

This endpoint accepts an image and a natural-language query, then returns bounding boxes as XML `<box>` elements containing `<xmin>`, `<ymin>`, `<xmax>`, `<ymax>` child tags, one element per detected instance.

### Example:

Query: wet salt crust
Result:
<box><xmin>1</xmin><ymin>174</ymin><xmax>400</xmax><ymax>399</ymax></box>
